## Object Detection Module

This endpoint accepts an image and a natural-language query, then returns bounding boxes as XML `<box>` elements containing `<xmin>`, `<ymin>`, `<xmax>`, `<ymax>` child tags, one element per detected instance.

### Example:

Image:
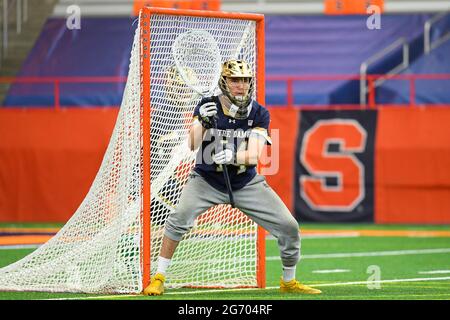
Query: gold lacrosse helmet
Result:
<box><xmin>218</xmin><ymin>59</ymin><xmax>254</xmax><ymax>110</ymax></box>
<box><xmin>165</xmin><ymin>65</ymin><xmax>197</xmax><ymax>104</ymax></box>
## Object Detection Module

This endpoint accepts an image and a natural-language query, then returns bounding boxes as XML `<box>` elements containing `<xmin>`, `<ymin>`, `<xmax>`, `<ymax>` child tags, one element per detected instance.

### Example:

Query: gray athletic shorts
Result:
<box><xmin>164</xmin><ymin>171</ymin><xmax>300</xmax><ymax>267</ymax></box>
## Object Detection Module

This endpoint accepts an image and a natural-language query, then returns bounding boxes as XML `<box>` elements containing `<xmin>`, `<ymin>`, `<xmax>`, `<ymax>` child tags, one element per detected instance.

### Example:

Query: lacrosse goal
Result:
<box><xmin>0</xmin><ymin>7</ymin><xmax>265</xmax><ymax>294</ymax></box>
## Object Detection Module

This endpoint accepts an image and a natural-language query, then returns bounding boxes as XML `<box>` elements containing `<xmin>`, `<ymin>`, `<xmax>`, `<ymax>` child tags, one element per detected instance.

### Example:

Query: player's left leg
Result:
<box><xmin>233</xmin><ymin>174</ymin><xmax>321</xmax><ymax>294</ymax></box>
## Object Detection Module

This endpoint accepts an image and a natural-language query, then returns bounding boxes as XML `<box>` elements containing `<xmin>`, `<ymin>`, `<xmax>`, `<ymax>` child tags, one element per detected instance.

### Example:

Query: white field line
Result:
<box><xmin>267</xmin><ymin>233</ymin><xmax>359</xmax><ymax>240</ymax></box>
<box><xmin>312</xmin><ymin>269</ymin><xmax>351</xmax><ymax>273</ymax></box>
<box><xmin>45</xmin><ymin>276</ymin><xmax>450</xmax><ymax>300</ymax></box>
<box><xmin>0</xmin><ymin>245</ymin><xmax>41</xmax><ymax>250</ymax></box>
<box><xmin>267</xmin><ymin>248</ymin><xmax>450</xmax><ymax>261</ymax></box>
<box><xmin>309</xmin><ymin>276</ymin><xmax>450</xmax><ymax>288</ymax></box>
<box><xmin>418</xmin><ymin>270</ymin><xmax>450</xmax><ymax>274</ymax></box>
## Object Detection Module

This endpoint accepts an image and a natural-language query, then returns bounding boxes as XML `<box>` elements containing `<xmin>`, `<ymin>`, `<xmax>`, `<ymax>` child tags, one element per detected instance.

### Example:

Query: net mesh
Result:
<box><xmin>0</xmin><ymin>25</ymin><xmax>143</xmax><ymax>294</ymax></box>
<box><xmin>0</xmin><ymin>11</ymin><xmax>259</xmax><ymax>294</ymax></box>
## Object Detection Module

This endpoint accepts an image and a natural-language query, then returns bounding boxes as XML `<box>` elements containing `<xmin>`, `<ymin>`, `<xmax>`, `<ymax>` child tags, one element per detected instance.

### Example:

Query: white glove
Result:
<box><xmin>212</xmin><ymin>149</ymin><xmax>235</xmax><ymax>165</ymax></box>
<box><xmin>198</xmin><ymin>101</ymin><xmax>218</xmax><ymax>129</ymax></box>
<box><xmin>199</xmin><ymin>101</ymin><xmax>217</xmax><ymax>118</ymax></box>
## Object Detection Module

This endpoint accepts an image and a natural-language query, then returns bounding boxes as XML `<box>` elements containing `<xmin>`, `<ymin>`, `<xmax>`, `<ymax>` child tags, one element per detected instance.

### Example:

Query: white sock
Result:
<box><xmin>156</xmin><ymin>256</ymin><xmax>172</xmax><ymax>276</ymax></box>
<box><xmin>282</xmin><ymin>266</ymin><xmax>296</xmax><ymax>282</ymax></box>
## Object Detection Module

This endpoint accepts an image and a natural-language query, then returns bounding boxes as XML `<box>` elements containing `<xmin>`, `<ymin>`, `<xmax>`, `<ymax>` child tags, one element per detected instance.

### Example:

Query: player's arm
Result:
<box><xmin>235</xmin><ymin>134</ymin><xmax>268</xmax><ymax>166</ymax></box>
<box><xmin>234</xmin><ymin>108</ymin><xmax>272</xmax><ymax>166</ymax></box>
<box><xmin>188</xmin><ymin>118</ymin><xmax>206</xmax><ymax>151</ymax></box>
<box><xmin>189</xmin><ymin>100</ymin><xmax>218</xmax><ymax>151</ymax></box>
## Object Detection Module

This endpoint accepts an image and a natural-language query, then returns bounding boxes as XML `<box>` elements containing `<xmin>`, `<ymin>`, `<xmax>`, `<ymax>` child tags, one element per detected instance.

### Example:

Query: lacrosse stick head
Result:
<box><xmin>172</xmin><ymin>30</ymin><xmax>222</xmax><ymax>97</ymax></box>
<box><xmin>165</xmin><ymin>64</ymin><xmax>198</xmax><ymax>105</ymax></box>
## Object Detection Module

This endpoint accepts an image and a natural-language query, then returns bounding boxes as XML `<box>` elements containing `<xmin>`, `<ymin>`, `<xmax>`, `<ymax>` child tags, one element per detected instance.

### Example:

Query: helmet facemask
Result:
<box><xmin>218</xmin><ymin>60</ymin><xmax>254</xmax><ymax>119</ymax></box>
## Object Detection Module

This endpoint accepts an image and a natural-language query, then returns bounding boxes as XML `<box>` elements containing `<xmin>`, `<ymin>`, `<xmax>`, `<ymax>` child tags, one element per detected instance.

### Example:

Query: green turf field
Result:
<box><xmin>0</xmin><ymin>223</ymin><xmax>449</xmax><ymax>300</ymax></box>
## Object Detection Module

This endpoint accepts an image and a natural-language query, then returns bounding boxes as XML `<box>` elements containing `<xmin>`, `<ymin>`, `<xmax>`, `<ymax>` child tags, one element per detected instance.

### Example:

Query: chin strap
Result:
<box><xmin>230</xmin><ymin>104</ymin><xmax>250</xmax><ymax>119</ymax></box>
<box><xmin>220</xmin><ymin>94</ymin><xmax>252</xmax><ymax>119</ymax></box>
<box><xmin>228</xmin><ymin>104</ymin><xmax>240</xmax><ymax>118</ymax></box>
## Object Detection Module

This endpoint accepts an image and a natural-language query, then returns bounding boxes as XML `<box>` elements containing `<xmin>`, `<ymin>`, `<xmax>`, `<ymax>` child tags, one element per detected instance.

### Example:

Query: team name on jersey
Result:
<box><xmin>211</xmin><ymin>128</ymin><xmax>252</xmax><ymax>139</ymax></box>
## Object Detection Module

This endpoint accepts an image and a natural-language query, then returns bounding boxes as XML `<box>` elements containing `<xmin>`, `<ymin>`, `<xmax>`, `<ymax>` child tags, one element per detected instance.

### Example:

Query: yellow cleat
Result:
<box><xmin>143</xmin><ymin>273</ymin><xmax>166</xmax><ymax>296</ymax></box>
<box><xmin>280</xmin><ymin>278</ymin><xmax>322</xmax><ymax>294</ymax></box>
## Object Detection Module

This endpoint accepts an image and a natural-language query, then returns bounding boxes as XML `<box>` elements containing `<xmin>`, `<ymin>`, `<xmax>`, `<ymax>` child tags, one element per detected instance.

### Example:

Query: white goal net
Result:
<box><xmin>0</xmin><ymin>9</ymin><xmax>263</xmax><ymax>294</ymax></box>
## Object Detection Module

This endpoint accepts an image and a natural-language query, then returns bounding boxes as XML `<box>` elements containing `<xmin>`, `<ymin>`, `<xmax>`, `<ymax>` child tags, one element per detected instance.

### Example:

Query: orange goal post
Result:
<box><xmin>0</xmin><ymin>7</ymin><xmax>266</xmax><ymax>294</ymax></box>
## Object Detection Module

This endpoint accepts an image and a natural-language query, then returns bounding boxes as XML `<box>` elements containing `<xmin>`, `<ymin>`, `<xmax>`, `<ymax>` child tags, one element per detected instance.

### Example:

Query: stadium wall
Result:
<box><xmin>0</xmin><ymin>108</ymin><xmax>118</xmax><ymax>222</ymax></box>
<box><xmin>0</xmin><ymin>106</ymin><xmax>449</xmax><ymax>223</ymax></box>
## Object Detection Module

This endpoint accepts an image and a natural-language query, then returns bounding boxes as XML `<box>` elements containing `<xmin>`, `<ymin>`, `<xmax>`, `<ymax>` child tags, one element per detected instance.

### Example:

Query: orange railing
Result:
<box><xmin>0</xmin><ymin>76</ymin><xmax>127</xmax><ymax>110</ymax></box>
<box><xmin>1</xmin><ymin>74</ymin><xmax>450</xmax><ymax>110</ymax></box>
<box><xmin>267</xmin><ymin>73</ymin><xmax>450</xmax><ymax>109</ymax></box>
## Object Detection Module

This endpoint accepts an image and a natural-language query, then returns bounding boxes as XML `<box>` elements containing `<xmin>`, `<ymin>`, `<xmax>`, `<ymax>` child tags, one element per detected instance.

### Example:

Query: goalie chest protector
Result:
<box><xmin>193</xmin><ymin>96</ymin><xmax>271</xmax><ymax>192</ymax></box>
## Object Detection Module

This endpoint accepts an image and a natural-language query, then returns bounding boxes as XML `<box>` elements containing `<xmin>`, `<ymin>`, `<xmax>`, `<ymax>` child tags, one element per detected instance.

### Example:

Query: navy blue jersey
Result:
<box><xmin>193</xmin><ymin>96</ymin><xmax>271</xmax><ymax>192</ymax></box>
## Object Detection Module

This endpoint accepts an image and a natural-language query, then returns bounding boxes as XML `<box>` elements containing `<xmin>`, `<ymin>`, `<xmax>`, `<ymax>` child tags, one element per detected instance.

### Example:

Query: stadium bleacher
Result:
<box><xmin>377</xmin><ymin>38</ymin><xmax>450</xmax><ymax>104</ymax></box>
<box><xmin>4</xmin><ymin>11</ymin><xmax>449</xmax><ymax>107</ymax></box>
<box><xmin>264</xmin><ymin>14</ymin><xmax>433</xmax><ymax>105</ymax></box>
<box><xmin>3</xmin><ymin>17</ymin><xmax>135</xmax><ymax>107</ymax></box>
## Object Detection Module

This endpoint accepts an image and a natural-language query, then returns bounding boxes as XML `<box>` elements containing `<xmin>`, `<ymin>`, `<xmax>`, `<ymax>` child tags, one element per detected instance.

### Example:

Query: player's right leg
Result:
<box><xmin>233</xmin><ymin>175</ymin><xmax>321</xmax><ymax>295</ymax></box>
<box><xmin>144</xmin><ymin>272</ymin><xmax>166</xmax><ymax>296</ymax></box>
<box><xmin>143</xmin><ymin>171</ymin><xmax>226</xmax><ymax>296</ymax></box>
<box><xmin>163</xmin><ymin>171</ymin><xmax>226</xmax><ymax>246</ymax></box>
<box><xmin>143</xmin><ymin>236</ymin><xmax>179</xmax><ymax>296</ymax></box>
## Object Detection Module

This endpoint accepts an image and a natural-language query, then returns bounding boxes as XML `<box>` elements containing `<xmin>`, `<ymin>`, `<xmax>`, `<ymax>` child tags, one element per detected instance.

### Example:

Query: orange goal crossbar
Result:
<box><xmin>139</xmin><ymin>7</ymin><xmax>266</xmax><ymax>290</ymax></box>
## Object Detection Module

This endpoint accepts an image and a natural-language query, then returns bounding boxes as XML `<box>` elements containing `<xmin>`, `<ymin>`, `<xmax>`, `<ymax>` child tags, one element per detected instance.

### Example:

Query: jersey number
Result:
<box><xmin>217</xmin><ymin>164</ymin><xmax>246</xmax><ymax>175</ymax></box>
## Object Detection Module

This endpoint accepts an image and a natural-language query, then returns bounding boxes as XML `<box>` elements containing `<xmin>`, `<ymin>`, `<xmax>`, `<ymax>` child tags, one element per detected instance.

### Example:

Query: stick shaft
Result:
<box><xmin>213</xmin><ymin>118</ymin><xmax>235</xmax><ymax>208</ymax></box>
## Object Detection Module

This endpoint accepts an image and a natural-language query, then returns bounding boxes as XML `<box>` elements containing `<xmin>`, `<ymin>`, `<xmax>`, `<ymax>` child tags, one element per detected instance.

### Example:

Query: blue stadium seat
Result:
<box><xmin>2</xmin><ymin>14</ymin><xmax>437</xmax><ymax>107</ymax></box>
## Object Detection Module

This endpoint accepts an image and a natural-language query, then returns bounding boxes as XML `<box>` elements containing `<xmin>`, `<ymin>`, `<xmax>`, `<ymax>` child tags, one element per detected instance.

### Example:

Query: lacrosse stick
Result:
<box><xmin>172</xmin><ymin>30</ymin><xmax>235</xmax><ymax>208</ymax></box>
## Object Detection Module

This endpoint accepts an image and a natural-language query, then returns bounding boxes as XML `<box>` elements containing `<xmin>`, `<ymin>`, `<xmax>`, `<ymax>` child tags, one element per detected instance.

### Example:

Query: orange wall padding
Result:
<box><xmin>324</xmin><ymin>0</ymin><xmax>384</xmax><ymax>15</ymax></box>
<box><xmin>2</xmin><ymin>107</ymin><xmax>450</xmax><ymax>224</ymax></box>
<box><xmin>0</xmin><ymin>108</ymin><xmax>118</xmax><ymax>222</ymax></box>
<box><xmin>264</xmin><ymin>107</ymin><xmax>299</xmax><ymax>212</ymax></box>
<box><xmin>133</xmin><ymin>0</ymin><xmax>221</xmax><ymax>15</ymax></box>
<box><xmin>0</xmin><ymin>107</ymin><xmax>298</xmax><ymax>222</ymax></box>
<box><xmin>375</xmin><ymin>108</ymin><xmax>450</xmax><ymax>224</ymax></box>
